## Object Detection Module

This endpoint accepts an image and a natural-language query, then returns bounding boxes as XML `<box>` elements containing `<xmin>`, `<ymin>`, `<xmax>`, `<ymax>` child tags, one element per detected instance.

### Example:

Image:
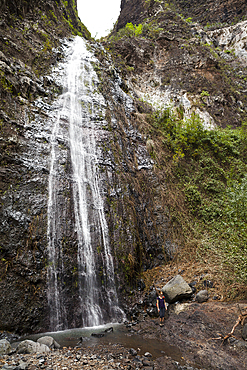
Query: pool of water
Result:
<box><xmin>18</xmin><ymin>323</ymin><xmax>184</xmax><ymax>363</ymax></box>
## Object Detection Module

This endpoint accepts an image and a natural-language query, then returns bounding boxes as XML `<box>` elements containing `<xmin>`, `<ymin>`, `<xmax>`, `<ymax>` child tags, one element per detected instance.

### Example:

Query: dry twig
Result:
<box><xmin>210</xmin><ymin>308</ymin><xmax>247</xmax><ymax>345</ymax></box>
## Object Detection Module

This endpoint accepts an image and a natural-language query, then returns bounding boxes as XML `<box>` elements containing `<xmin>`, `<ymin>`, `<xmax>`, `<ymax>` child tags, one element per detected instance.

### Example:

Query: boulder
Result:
<box><xmin>129</xmin><ymin>348</ymin><xmax>137</xmax><ymax>356</ymax></box>
<box><xmin>16</xmin><ymin>340</ymin><xmax>50</xmax><ymax>354</ymax></box>
<box><xmin>242</xmin><ymin>323</ymin><xmax>247</xmax><ymax>340</ymax></box>
<box><xmin>196</xmin><ymin>290</ymin><xmax>209</xmax><ymax>303</ymax></box>
<box><xmin>162</xmin><ymin>275</ymin><xmax>193</xmax><ymax>303</ymax></box>
<box><xmin>37</xmin><ymin>336</ymin><xmax>60</xmax><ymax>349</ymax></box>
<box><xmin>0</xmin><ymin>339</ymin><xmax>12</xmax><ymax>355</ymax></box>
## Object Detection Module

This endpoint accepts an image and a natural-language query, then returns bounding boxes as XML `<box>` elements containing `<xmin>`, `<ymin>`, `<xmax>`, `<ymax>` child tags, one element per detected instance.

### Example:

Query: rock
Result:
<box><xmin>144</xmin><ymin>352</ymin><xmax>152</xmax><ymax>357</ymax></box>
<box><xmin>129</xmin><ymin>348</ymin><xmax>137</xmax><ymax>356</ymax></box>
<box><xmin>203</xmin><ymin>280</ymin><xmax>214</xmax><ymax>288</ymax></box>
<box><xmin>91</xmin><ymin>333</ymin><xmax>105</xmax><ymax>338</ymax></box>
<box><xmin>196</xmin><ymin>290</ymin><xmax>209</xmax><ymax>303</ymax></box>
<box><xmin>37</xmin><ymin>336</ymin><xmax>60</xmax><ymax>349</ymax></box>
<box><xmin>162</xmin><ymin>275</ymin><xmax>193</xmax><ymax>304</ymax></box>
<box><xmin>242</xmin><ymin>323</ymin><xmax>247</xmax><ymax>340</ymax></box>
<box><xmin>146</xmin><ymin>307</ymin><xmax>157</xmax><ymax>317</ymax></box>
<box><xmin>16</xmin><ymin>340</ymin><xmax>50</xmax><ymax>354</ymax></box>
<box><xmin>17</xmin><ymin>361</ymin><xmax>28</xmax><ymax>370</ymax></box>
<box><xmin>0</xmin><ymin>339</ymin><xmax>12</xmax><ymax>355</ymax></box>
<box><xmin>104</xmin><ymin>327</ymin><xmax>114</xmax><ymax>333</ymax></box>
<box><xmin>137</xmin><ymin>279</ymin><xmax>146</xmax><ymax>291</ymax></box>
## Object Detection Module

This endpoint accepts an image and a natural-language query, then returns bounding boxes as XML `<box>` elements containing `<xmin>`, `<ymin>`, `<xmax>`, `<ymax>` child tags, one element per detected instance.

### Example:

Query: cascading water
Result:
<box><xmin>47</xmin><ymin>36</ymin><xmax>124</xmax><ymax>331</ymax></box>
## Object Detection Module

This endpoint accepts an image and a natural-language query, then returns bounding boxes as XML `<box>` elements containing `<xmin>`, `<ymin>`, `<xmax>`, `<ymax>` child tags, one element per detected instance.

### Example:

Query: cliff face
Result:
<box><xmin>111</xmin><ymin>0</ymin><xmax>247</xmax><ymax>130</ymax></box>
<box><xmin>0</xmin><ymin>0</ymin><xmax>91</xmax><ymax>334</ymax></box>
<box><xmin>117</xmin><ymin>0</ymin><xmax>146</xmax><ymax>30</ymax></box>
<box><xmin>118</xmin><ymin>0</ymin><xmax>247</xmax><ymax>30</ymax></box>
<box><xmin>0</xmin><ymin>0</ymin><xmax>170</xmax><ymax>333</ymax></box>
<box><xmin>107</xmin><ymin>0</ymin><xmax>247</xmax><ymax>304</ymax></box>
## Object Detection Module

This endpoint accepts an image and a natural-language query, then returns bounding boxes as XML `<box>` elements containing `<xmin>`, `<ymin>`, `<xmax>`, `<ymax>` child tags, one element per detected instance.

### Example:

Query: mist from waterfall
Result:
<box><xmin>47</xmin><ymin>36</ymin><xmax>124</xmax><ymax>331</ymax></box>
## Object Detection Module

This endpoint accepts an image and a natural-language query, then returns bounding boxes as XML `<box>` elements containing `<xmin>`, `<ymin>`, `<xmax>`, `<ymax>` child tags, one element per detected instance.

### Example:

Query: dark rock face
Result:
<box><xmin>242</xmin><ymin>323</ymin><xmax>247</xmax><ymax>340</ymax></box>
<box><xmin>168</xmin><ymin>0</ymin><xmax>247</xmax><ymax>26</ymax></box>
<box><xmin>0</xmin><ymin>0</ymin><xmax>171</xmax><ymax>332</ymax></box>
<box><xmin>0</xmin><ymin>0</ymin><xmax>89</xmax><ymax>334</ymax></box>
<box><xmin>118</xmin><ymin>0</ymin><xmax>247</xmax><ymax>30</ymax></box>
<box><xmin>117</xmin><ymin>0</ymin><xmax>146</xmax><ymax>30</ymax></box>
<box><xmin>0</xmin><ymin>0</ymin><xmax>86</xmax><ymax>36</ymax></box>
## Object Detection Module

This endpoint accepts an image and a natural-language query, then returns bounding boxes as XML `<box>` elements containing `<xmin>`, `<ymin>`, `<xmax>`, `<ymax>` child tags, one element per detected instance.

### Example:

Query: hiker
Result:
<box><xmin>156</xmin><ymin>291</ymin><xmax>167</xmax><ymax>326</ymax></box>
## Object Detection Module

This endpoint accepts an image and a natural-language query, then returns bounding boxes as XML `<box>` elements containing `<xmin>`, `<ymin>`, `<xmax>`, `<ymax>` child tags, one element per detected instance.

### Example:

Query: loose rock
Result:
<box><xmin>37</xmin><ymin>336</ymin><xmax>60</xmax><ymax>349</ymax></box>
<box><xmin>0</xmin><ymin>339</ymin><xmax>11</xmax><ymax>355</ymax></box>
<box><xmin>16</xmin><ymin>340</ymin><xmax>50</xmax><ymax>354</ymax></box>
<box><xmin>162</xmin><ymin>275</ymin><xmax>193</xmax><ymax>303</ymax></box>
<box><xmin>195</xmin><ymin>290</ymin><xmax>209</xmax><ymax>303</ymax></box>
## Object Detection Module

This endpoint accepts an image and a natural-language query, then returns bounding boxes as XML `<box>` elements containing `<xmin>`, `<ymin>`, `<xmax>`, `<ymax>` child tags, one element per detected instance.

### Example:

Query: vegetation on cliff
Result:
<box><xmin>105</xmin><ymin>0</ymin><xmax>247</xmax><ymax>298</ymax></box>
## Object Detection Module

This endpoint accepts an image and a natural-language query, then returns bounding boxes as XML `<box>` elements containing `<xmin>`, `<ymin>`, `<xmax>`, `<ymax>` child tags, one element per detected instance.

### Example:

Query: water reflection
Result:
<box><xmin>21</xmin><ymin>323</ymin><xmax>183</xmax><ymax>362</ymax></box>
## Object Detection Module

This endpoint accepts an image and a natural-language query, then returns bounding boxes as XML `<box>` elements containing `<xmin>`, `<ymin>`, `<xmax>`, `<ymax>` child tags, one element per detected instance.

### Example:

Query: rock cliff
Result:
<box><xmin>118</xmin><ymin>0</ymin><xmax>247</xmax><ymax>30</ymax></box>
<box><xmin>0</xmin><ymin>0</ymin><xmax>90</xmax><ymax>333</ymax></box>
<box><xmin>0</xmin><ymin>0</ymin><xmax>170</xmax><ymax>333</ymax></box>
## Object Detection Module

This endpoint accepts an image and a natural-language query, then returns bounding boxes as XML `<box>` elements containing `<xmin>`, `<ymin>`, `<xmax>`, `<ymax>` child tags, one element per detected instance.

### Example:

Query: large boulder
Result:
<box><xmin>162</xmin><ymin>275</ymin><xmax>193</xmax><ymax>304</ymax></box>
<box><xmin>0</xmin><ymin>339</ymin><xmax>12</xmax><ymax>355</ymax></box>
<box><xmin>37</xmin><ymin>336</ymin><xmax>60</xmax><ymax>349</ymax></box>
<box><xmin>16</xmin><ymin>340</ymin><xmax>50</xmax><ymax>354</ymax></box>
<box><xmin>196</xmin><ymin>290</ymin><xmax>209</xmax><ymax>303</ymax></box>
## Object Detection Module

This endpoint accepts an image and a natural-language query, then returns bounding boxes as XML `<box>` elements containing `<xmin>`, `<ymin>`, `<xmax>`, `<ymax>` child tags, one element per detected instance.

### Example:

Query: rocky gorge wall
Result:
<box><xmin>0</xmin><ymin>0</ymin><xmax>91</xmax><ymax>333</ymax></box>
<box><xmin>117</xmin><ymin>0</ymin><xmax>247</xmax><ymax>30</ymax></box>
<box><xmin>0</xmin><ymin>0</ymin><xmax>171</xmax><ymax>333</ymax></box>
<box><xmin>110</xmin><ymin>0</ymin><xmax>247</xmax><ymax>130</ymax></box>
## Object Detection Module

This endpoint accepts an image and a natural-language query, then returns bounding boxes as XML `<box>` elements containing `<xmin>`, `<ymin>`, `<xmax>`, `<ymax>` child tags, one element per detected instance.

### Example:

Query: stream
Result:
<box><xmin>17</xmin><ymin>323</ymin><xmax>184</xmax><ymax>362</ymax></box>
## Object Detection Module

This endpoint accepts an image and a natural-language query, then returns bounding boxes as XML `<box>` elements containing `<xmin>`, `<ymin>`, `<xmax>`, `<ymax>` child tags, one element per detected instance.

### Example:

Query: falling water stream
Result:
<box><xmin>47</xmin><ymin>36</ymin><xmax>124</xmax><ymax>331</ymax></box>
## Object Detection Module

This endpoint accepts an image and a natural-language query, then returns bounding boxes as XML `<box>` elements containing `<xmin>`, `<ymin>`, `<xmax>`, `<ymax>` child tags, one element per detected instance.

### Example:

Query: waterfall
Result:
<box><xmin>47</xmin><ymin>36</ymin><xmax>124</xmax><ymax>331</ymax></box>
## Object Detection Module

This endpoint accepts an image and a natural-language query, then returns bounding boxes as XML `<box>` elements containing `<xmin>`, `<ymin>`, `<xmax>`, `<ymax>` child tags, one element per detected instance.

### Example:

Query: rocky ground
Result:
<box><xmin>0</xmin><ymin>342</ymin><xmax>178</xmax><ymax>370</ymax></box>
<box><xmin>1</xmin><ymin>300</ymin><xmax>247</xmax><ymax>370</ymax></box>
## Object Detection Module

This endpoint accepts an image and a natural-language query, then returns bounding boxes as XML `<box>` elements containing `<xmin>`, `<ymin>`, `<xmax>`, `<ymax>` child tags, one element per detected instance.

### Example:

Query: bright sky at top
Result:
<box><xmin>77</xmin><ymin>0</ymin><xmax>121</xmax><ymax>38</ymax></box>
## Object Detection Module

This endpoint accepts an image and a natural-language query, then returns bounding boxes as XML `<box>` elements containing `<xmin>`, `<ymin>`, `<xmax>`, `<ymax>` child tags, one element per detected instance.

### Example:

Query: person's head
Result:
<box><xmin>160</xmin><ymin>291</ymin><xmax>163</xmax><ymax>296</ymax></box>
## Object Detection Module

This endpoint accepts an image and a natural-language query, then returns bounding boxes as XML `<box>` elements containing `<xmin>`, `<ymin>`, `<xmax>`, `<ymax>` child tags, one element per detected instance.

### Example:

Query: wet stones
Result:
<box><xmin>129</xmin><ymin>348</ymin><xmax>137</xmax><ymax>356</ymax></box>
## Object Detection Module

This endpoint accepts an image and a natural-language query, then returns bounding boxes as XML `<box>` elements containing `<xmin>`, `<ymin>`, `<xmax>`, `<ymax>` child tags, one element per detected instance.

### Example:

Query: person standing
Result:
<box><xmin>156</xmin><ymin>291</ymin><xmax>167</xmax><ymax>326</ymax></box>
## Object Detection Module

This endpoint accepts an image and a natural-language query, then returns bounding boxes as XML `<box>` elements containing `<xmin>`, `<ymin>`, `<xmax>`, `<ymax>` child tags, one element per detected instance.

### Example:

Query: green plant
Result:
<box><xmin>185</xmin><ymin>17</ymin><xmax>193</xmax><ymax>23</ymax></box>
<box><xmin>201</xmin><ymin>90</ymin><xmax>210</xmax><ymax>97</ymax></box>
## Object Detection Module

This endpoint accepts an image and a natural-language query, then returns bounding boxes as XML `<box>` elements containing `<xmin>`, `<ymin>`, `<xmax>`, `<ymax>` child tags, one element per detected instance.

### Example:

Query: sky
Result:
<box><xmin>77</xmin><ymin>0</ymin><xmax>121</xmax><ymax>38</ymax></box>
